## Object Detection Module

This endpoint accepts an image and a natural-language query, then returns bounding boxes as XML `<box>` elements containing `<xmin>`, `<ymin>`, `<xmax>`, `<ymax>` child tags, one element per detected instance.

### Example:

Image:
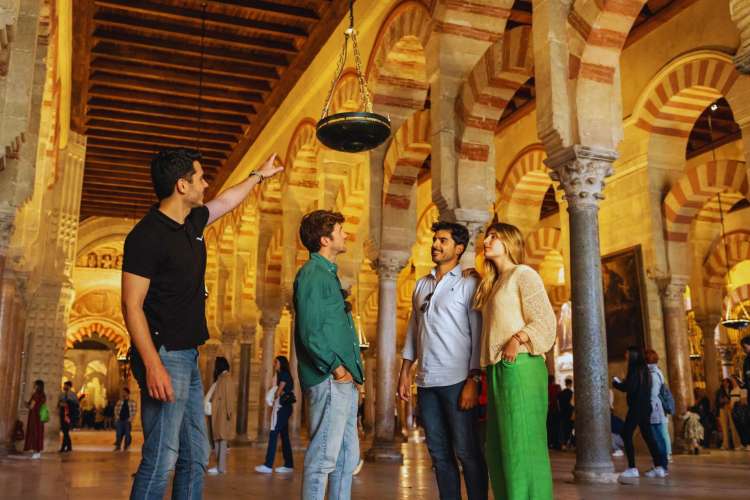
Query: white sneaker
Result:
<box><xmin>31</xmin><ymin>452</ymin><xmax>41</xmax><ymax>460</ymax></box>
<box><xmin>275</xmin><ymin>466</ymin><xmax>293</xmax><ymax>473</ymax></box>
<box><xmin>644</xmin><ymin>466</ymin><xmax>667</xmax><ymax>478</ymax></box>
<box><xmin>619</xmin><ymin>467</ymin><xmax>639</xmax><ymax>479</ymax></box>
<box><xmin>254</xmin><ymin>465</ymin><xmax>273</xmax><ymax>474</ymax></box>
<box><xmin>353</xmin><ymin>458</ymin><xmax>364</xmax><ymax>476</ymax></box>
<box><xmin>207</xmin><ymin>467</ymin><xmax>220</xmax><ymax>475</ymax></box>
<box><xmin>612</xmin><ymin>449</ymin><xmax>624</xmax><ymax>457</ymax></box>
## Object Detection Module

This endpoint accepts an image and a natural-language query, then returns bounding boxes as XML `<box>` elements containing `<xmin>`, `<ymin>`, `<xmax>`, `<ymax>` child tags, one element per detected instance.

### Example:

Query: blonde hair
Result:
<box><xmin>473</xmin><ymin>222</ymin><xmax>525</xmax><ymax>310</ymax></box>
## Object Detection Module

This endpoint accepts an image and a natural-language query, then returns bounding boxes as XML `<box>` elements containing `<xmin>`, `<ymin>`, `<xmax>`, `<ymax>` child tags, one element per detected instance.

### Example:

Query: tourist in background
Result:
<box><xmin>256</xmin><ymin>355</ymin><xmax>295</xmax><ymax>474</ymax></box>
<box><xmin>557</xmin><ymin>378</ymin><xmax>574</xmax><ymax>450</ymax></box>
<box><xmin>547</xmin><ymin>376</ymin><xmax>561</xmax><ymax>450</ymax></box>
<box><xmin>473</xmin><ymin>222</ymin><xmax>556</xmax><ymax>500</ymax></box>
<box><xmin>58</xmin><ymin>380</ymin><xmax>77</xmax><ymax>452</ymax></box>
<box><xmin>207</xmin><ymin>356</ymin><xmax>234</xmax><ymax>475</ymax></box>
<box><xmin>613</xmin><ymin>346</ymin><xmax>667</xmax><ymax>479</ymax></box>
<box><xmin>114</xmin><ymin>387</ymin><xmax>136</xmax><ymax>451</ymax></box>
<box><xmin>716</xmin><ymin>377</ymin><xmax>743</xmax><ymax>450</ymax></box>
<box><xmin>24</xmin><ymin>379</ymin><xmax>46</xmax><ymax>459</ymax></box>
<box><xmin>645</xmin><ymin>349</ymin><xmax>671</xmax><ymax>469</ymax></box>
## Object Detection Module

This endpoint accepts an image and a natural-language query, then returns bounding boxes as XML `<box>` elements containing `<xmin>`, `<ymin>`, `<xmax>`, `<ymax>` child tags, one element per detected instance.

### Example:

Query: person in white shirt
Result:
<box><xmin>397</xmin><ymin>221</ymin><xmax>487</xmax><ymax>500</ymax></box>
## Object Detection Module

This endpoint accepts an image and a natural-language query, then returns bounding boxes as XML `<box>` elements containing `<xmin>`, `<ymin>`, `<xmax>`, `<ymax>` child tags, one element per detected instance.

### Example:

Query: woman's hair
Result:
<box><xmin>644</xmin><ymin>348</ymin><xmax>659</xmax><ymax>364</ymax></box>
<box><xmin>275</xmin><ymin>355</ymin><xmax>291</xmax><ymax>374</ymax></box>
<box><xmin>473</xmin><ymin>222</ymin><xmax>525</xmax><ymax>310</ymax></box>
<box><xmin>625</xmin><ymin>346</ymin><xmax>649</xmax><ymax>388</ymax></box>
<box><xmin>34</xmin><ymin>379</ymin><xmax>44</xmax><ymax>394</ymax></box>
<box><xmin>213</xmin><ymin>356</ymin><xmax>230</xmax><ymax>381</ymax></box>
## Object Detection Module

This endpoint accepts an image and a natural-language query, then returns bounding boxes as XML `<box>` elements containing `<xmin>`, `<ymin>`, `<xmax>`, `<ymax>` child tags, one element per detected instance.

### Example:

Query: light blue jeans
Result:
<box><xmin>302</xmin><ymin>377</ymin><xmax>360</xmax><ymax>500</ymax></box>
<box><xmin>130</xmin><ymin>347</ymin><xmax>210</xmax><ymax>500</ymax></box>
<box><xmin>659</xmin><ymin>420</ymin><xmax>672</xmax><ymax>456</ymax></box>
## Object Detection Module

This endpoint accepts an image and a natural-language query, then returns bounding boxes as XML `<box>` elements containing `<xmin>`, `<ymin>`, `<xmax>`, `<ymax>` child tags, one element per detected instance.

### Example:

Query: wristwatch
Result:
<box><xmin>249</xmin><ymin>170</ymin><xmax>264</xmax><ymax>183</ymax></box>
<box><xmin>470</xmin><ymin>371</ymin><xmax>482</xmax><ymax>383</ymax></box>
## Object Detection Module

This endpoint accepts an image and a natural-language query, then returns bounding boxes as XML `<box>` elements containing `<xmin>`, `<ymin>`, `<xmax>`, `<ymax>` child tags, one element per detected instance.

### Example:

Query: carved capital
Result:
<box><xmin>260</xmin><ymin>312</ymin><xmax>280</xmax><ymax>331</ymax></box>
<box><xmin>377</xmin><ymin>252</ymin><xmax>408</xmax><ymax>281</ymax></box>
<box><xmin>545</xmin><ymin>145</ymin><xmax>617</xmax><ymax>210</ymax></box>
<box><xmin>659</xmin><ymin>281</ymin><xmax>687</xmax><ymax>307</ymax></box>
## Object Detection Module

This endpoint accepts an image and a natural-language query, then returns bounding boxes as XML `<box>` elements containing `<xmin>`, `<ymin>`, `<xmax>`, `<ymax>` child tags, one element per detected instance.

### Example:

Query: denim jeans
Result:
<box><xmin>302</xmin><ymin>377</ymin><xmax>359</xmax><ymax>500</ymax></box>
<box><xmin>264</xmin><ymin>404</ymin><xmax>293</xmax><ymax>468</ymax></box>
<box><xmin>417</xmin><ymin>381</ymin><xmax>488</xmax><ymax>500</ymax></box>
<box><xmin>115</xmin><ymin>420</ymin><xmax>132</xmax><ymax>449</ymax></box>
<box><xmin>130</xmin><ymin>347</ymin><xmax>210</xmax><ymax>500</ymax></box>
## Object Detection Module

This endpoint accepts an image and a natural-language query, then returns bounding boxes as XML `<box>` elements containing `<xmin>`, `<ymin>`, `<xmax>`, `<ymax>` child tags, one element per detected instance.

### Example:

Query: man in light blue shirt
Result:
<box><xmin>397</xmin><ymin>221</ymin><xmax>487</xmax><ymax>500</ymax></box>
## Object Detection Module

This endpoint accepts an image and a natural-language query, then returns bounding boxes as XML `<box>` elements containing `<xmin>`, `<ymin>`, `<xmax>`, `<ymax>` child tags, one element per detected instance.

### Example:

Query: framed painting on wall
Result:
<box><xmin>601</xmin><ymin>245</ymin><xmax>648</xmax><ymax>361</ymax></box>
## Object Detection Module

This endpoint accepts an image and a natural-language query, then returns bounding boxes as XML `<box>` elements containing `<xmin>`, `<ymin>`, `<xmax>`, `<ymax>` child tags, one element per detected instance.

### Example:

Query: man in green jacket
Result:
<box><xmin>294</xmin><ymin>209</ymin><xmax>363</xmax><ymax>500</ymax></box>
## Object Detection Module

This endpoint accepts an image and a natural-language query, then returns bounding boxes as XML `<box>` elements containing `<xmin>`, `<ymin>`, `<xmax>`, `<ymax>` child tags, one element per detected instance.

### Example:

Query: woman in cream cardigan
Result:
<box><xmin>473</xmin><ymin>222</ymin><xmax>557</xmax><ymax>500</ymax></box>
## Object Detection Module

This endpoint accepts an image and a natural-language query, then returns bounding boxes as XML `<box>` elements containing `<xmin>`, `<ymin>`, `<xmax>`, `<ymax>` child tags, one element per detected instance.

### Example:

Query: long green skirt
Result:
<box><xmin>486</xmin><ymin>354</ymin><xmax>553</xmax><ymax>500</ymax></box>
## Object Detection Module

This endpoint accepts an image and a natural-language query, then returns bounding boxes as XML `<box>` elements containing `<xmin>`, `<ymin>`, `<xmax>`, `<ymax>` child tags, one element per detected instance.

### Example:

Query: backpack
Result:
<box><xmin>39</xmin><ymin>403</ymin><xmax>50</xmax><ymax>423</ymax></box>
<box><xmin>658</xmin><ymin>374</ymin><xmax>675</xmax><ymax>415</ymax></box>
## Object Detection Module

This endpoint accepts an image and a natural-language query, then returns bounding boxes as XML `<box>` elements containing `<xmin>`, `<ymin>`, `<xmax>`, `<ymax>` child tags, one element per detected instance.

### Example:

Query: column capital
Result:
<box><xmin>377</xmin><ymin>251</ymin><xmax>409</xmax><ymax>281</ymax></box>
<box><xmin>731</xmin><ymin>0</ymin><xmax>750</xmax><ymax>73</ymax></box>
<box><xmin>658</xmin><ymin>281</ymin><xmax>687</xmax><ymax>306</ymax></box>
<box><xmin>545</xmin><ymin>145</ymin><xmax>617</xmax><ymax>209</ymax></box>
<box><xmin>260</xmin><ymin>312</ymin><xmax>280</xmax><ymax>331</ymax></box>
<box><xmin>240</xmin><ymin>324</ymin><xmax>257</xmax><ymax>343</ymax></box>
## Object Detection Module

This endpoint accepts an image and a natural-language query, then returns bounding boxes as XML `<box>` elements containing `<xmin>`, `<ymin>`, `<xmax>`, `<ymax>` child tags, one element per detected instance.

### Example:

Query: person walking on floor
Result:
<box><xmin>472</xmin><ymin>222</ymin><xmax>557</xmax><ymax>500</ymax></box>
<box><xmin>645</xmin><ymin>349</ymin><xmax>671</xmax><ymax>473</ymax></box>
<box><xmin>397</xmin><ymin>221</ymin><xmax>488</xmax><ymax>500</ymax></box>
<box><xmin>716</xmin><ymin>377</ymin><xmax>743</xmax><ymax>450</ymax></box>
<box><xmin>613</xmin><ymin>346</ymin><xmax>668</xmax><ymax>479</ymax></box>
<box><xmin>58</xmin><ymin>380</ymin><xmax>77</xmax><ymax>452</ymax></box>
<box><xmin>294</xmin><ymin>210</ymin><xmax>364</xmax><ymax>500</ymax></box>
<box><xmin>25</xmin><ymin>379</ymin><xmax>47</xmax><ymax>459</ymax></box>
<box><xmin>122</xmin><ymin>148</ymin><xmax>282</xmax><ymax>499</ymax></box>
<box><xmin>207</xmin><ymin>356</ymin><xmax>234</xmax><ymax>475</ymax></box>
<box><xmin>557</xmin><ymin>378</ymin><xmax>574</xmax><ymax>450</ymax></box>
<box><xmin>256</xmin><ymin>355</ymin><xmax>296</xmax><ymax>474</ymax></box>
<box><xmin>114</xmin><ymin>387</ymin><xmax>136</xmax><ymax>451</ymax></box>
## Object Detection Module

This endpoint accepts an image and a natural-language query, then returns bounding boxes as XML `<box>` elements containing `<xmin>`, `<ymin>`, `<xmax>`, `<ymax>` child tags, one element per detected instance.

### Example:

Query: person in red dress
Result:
<box><xmin>24</xmin><ymin>379</ymin><xmax>46</xmax><ymax>459</ymax></box>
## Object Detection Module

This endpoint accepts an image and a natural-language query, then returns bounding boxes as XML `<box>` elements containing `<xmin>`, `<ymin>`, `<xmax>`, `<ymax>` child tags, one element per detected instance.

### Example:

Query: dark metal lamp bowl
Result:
<box><xmin>721</xmin><ymin>318</ymin><xmax>750</xmax><ymax>330</ymax></box>
<box><xmin>316</xmin><ymin>111</ymin><xmax>391</xmax><ymax>153</ymax></box>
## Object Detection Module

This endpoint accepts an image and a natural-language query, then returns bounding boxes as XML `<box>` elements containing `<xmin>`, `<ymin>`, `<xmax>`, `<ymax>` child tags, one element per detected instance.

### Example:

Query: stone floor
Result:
<box><xmin>1</xmin><ymin>430</ymin><xmax>749</xmax><ymax>499</ymax></box>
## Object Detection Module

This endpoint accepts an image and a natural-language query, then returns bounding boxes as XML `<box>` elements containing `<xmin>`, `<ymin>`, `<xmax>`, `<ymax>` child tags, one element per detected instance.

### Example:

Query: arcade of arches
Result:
<box><xmin>2</xmin><ymin>0</ymin><xmax>750</xmax><ymax>485</ymax></box>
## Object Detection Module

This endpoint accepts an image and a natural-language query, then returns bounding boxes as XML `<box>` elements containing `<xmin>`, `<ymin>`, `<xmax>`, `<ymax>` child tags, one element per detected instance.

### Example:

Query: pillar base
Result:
<box><xmin>365</xmin><ymin>441</ymin><xmax>403</xmax><ymax>464</ymax></box>
<box><xmin>572</xmin><ymin>468</ymin><xmax>618</xmax><ymax>484</ymax></box>
<box><xmin>231</xmin><ymin>435</ymin><xmax>253</xmax><ymax>447</ymax></box>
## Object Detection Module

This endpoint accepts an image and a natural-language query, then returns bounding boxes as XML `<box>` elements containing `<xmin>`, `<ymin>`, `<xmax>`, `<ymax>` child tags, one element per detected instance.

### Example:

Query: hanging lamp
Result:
<box><xmin>707</xmin><ymin>103</ymin><xmax>750</xmax><ymax>330</ymax></box>
<box><xmin>316</xmin><ymin>0</ymin><xmax>391</xmax><ymax>153</ymax></box>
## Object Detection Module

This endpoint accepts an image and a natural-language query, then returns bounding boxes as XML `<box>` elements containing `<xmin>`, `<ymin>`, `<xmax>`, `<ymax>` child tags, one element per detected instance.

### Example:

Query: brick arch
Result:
<box><xmin>525</xmin><ymin>227</ymin><xmax>562</xmax><ymax>271</ymax></box>
<box><xmin>725</xmin><ymin>283</ymin><xmax>750</xmax><ymax>317</ymax></box>
<box><xmin>284</xmin><ymin>118</ymin><xmax>321</xmax><ymax>193</ymax></box>
<box><xmin>704</xmin><ymin>230</ymin><xmax>750</xmax><ymax>287</ymax></box>
<box><xmin>264</xmin><ymin>226</ymin><xmax>283</xmax><ymax>288</ymax></box>
<box><xmin>496</xmin><ymin>145</ymin><xmax>551</xmax><ymax>222</ymax></box>
<box><xmin>367</xmin><ymin>0</ymin><xmax>430</xmax><ymax>125</ymax></box>
<box><xmin>547</xmin><ymin>285</ymin><xmax>570</xmax><ymax>308</ymax></box>
<box><xmin>663</xmin><ymin>160</ymin><xmax>749</xmax><ymax>243</ymax></box>
<box><xmin>330</xmin><ymin>69</ymin><xmax>362</xmax><ymax>115</ymax></box>
<box><xmin>334</xmin><ymin>160</ymin><xmax>367</xmax><ymax>243</ymax></box>
<box><xmin>67</xmin><ymin>319</ymin><xmax>130</xmax><ymax>358</ymax></box>
<box><xmin>383</xmin><ymin>109</ymin><xmax>431</xmax><ymax>211</ymax></box>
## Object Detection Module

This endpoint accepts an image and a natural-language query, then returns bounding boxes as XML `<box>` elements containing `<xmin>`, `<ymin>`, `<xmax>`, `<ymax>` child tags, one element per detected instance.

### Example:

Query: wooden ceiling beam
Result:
<box><xmin>91</xmin><ymin>43</ymin><xmax>279</xmax><ymax>80</ymax></box>
<box><xmin>86</xmin><ymin>108</ymin><xmax>244</xmax><ymax>136</ymax></box>
<box><xmin>89</xmin><ymin>71</ymin><xmax>264</xmax><ymax>104</ymax></box>
<box><xmin>87</xmin><ymin>137</ymin><xmax>228</xmax><ymax>158</ymax></box>
<box><xmin>80</xmin><ymin>196</ymin><xmax>154</xmax><ymax>208</ymax></box>
<box><xmin>205</xmin><ymin>0</ymin><xmax>320</xmax><ymax>22</ymax></box>
<box><xmin>90</xmin><ymin>58</ymin><xmax>271</xmax><ymax>93</ymax></box>
<box><xmin>86</xmin><ymin>154</ymin><xmax>221</xmax><ymax>170</ymax></box>
<box><xmin>93</xmin><ymin>10</ymin><xmax>299</xmax><ymax>55</ymax></box>
<box><xmin>87</xmin><ymin>144</ymin><xmax>226</xmax><ymax>162</ymax></box>
<box><xmin>86</xmin><ymin>130</ymin><xmax>232</xmax><ymax>153</ymax></box>
<box><xmin>94</xmin><ymin>0</ymin><xmax>309</xmax><ymax>39</ymax></box>
<box><xmin>87</xmin><ymin>85</ymin><xmax>256</xmax><ymax>114</ymax></box>
<box><xmin>92</xmin><ymin>28</ymin><xmax>288</xmax><ymax>67</ymax></box>
<box><xmin>86</xmin><ymin>119</ymin><xmax>239</xmax><ymax>144</ymax></box>
<box><xmin>87</xmin><ymin>98</ymin><xmax>250</xmax><ymax>126</ymax></box>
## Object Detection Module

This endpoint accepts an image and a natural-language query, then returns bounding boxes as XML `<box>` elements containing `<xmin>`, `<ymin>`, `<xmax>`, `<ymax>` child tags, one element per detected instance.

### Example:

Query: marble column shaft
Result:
<box><xmin>236</xmin><ymin>339</ymin><xmax>253</xmax><ymax>441</ymax></box>
<box><xmin>366</xmin><ymin>256</ymin><xmax>404</xmax><ymax>463</ymax></box>
<box><xmin>547</xmin><ymin>145</ymin><xmax>616</xmax><ymax>483</ymax></box>
<box><xmin>364</xmin><ymin>353</ymin><xmax>376</xmax><ymax>435</ymax></box>
<box><xmin>696</xmin><ymin>316</ymin><xmax>721</xmax><ymax>405</ymax></box>
<box><xmin>659</xmin><ymin>282</ymin><xmax>695</xmax><ymax>416</ymax></box>
<box><xmin>256</xmin><ymin>316</ymin><xmax>278</xmax><ymax>444</ymax></box>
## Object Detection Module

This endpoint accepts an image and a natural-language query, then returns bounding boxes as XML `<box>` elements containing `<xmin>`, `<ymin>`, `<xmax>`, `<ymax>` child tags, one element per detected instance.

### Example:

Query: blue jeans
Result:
<box><xmin>418</xmin><ymin>381</ymin><xmax>488</xmax><ymax>500</ymax></box>
<box><xmin>115</xmin><ymin>420</ymin><xmax>132</xmax><ymax>449</ymax></box>
<box><xmin>264</xmin><ymin>404</ymin><xmax>294</xmax><ymax>468</ymax></box>
<box><xmin>130</xmin><ymin>347</ymin><xmax>210</xmax><ymax>500</ymax></box>
<box><xmin>659</xmin><ymin>421</ymin><xmax>672</xmax><ymax>455</ymax></box>
<box><xmin>651</xmin><ymin>423</ymin><xmax>669</xmax><ymax>470</ymax></box>
<box><xmin>302</xmin><ymin>377</ymin><xmax>359</xmax><ymax>500</ymax></box>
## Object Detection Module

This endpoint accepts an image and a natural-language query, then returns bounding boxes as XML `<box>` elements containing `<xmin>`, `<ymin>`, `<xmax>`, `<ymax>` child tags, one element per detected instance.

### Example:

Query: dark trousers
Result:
<box><xmin>559</xmin><ymin>413</ymin><xmax>574</xmax><ymax>447</ymax></box>
<box><xmin>264</xmin><ymin>404</ymin><xmax>294</xmax><ymax>468</ymax></box>
<box><xmin>547</xmin><ymin>410</ymin><xmax>560</xmax><ymax>448</ymax></box>
<box><xmin>418</xmin><ymin>381</ymin><xmax>488</xmax><ymax>500</ymax></box>
<box><xmin>115</xmin><ymin>420</ymin><xmax>132</xmax><ymax>449</ymax></box>
<box><xmin>60</xmin><ymin>421</ymin><xmax>72</xmax><ymax>451</ymax></box>
<box><xmin>622</xmin><ymin>411</ymin><xmax>666</xmax><ymax>469</ymax></box>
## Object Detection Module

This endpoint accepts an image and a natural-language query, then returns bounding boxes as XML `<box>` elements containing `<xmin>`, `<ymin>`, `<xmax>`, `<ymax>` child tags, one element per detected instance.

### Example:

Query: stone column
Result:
<box><xmin>657</xmin><ymin>279</ymin><xmax>694</xmax><ymax>453</ymax></box>
<box><xmin>454</xmin><ymin>211</ymin><xmax>489</xmax><ymax>269</ymax></box>
<box><xmin>364</xmin><ymin>352</ymin><xmax>376</xmax><ymax>435</ymax></box>
<box><xmin>731</xmin><ymin>0</ymin><xmax>750</xmax><ymax>73</ymax></box>
<box><xmin>235</xmin><ymin>324</ymin><xmax>255</xmax><ymax>444</ymax></box>
<box><xmin>288</xmin><ymin>321</ymin><xmax>304</xmax><ymax>446</ymax></box>
<box><xmin>366</xmin><ymin>253</ymin><xmax>406</xmax><ymax>463</ymax></box>
<box><xmin>696</xmin><ymin>315</ymin><xmax>721</xmax><ymax>407</ymax></box>
<box><xmin>546</xmin><ymin>145</ymin><xmax>616</xmax><ymax>483</ymax></box>
<box><xmin>255</xmin><ymin>313</ymin><xmax>279</xmax><ymax>445</ymax></box>
<box><xmin>718</xmin><ymin>345</ymin><xmax>737</xmax><ymax>379</ymax></box>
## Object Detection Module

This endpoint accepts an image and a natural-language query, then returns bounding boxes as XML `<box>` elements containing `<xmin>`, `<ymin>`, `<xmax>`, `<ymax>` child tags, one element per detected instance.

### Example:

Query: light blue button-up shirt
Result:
<box><xmin>402</xmin><ymin>264</ymin><xmax>482</xmax><ymax>388</ymax></box>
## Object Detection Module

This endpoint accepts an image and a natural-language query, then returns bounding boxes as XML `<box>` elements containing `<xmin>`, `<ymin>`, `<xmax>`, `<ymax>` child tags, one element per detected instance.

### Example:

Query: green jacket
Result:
<box><xmin>293</xmin><ymin>253</ymin><xmax>364</xmax><ymax>390</ymax></box>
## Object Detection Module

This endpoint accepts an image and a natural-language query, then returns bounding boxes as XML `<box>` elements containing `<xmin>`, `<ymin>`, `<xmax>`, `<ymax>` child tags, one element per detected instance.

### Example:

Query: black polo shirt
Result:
<box><xmin>123</xmin><ymin>205</ymin><xmax>210</xmax><ymax>350</ymax></box>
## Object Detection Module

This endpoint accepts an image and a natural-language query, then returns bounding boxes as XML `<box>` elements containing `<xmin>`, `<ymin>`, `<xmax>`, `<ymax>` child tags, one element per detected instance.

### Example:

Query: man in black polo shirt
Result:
<box><xmin>122</xmin><ymin>148</ymin><xmax>282</xmax><ymax>499</ymax></box>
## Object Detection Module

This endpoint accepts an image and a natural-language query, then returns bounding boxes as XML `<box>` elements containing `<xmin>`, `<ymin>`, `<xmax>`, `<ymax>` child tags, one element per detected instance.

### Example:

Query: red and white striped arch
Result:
<box><xmin>525</xmin><ymin>227</ymin><xmax>562</xmax><ymax>270</ymax></box>
<box><xmin>496</xmin><ymin>145</ymin><xmax>551</xmax><ymax>221</ymax></box>
<box><xmin>704</xmin><ymin>230</ymin><xmax>750</xmax><ymax>287</ymax></box>
<box><xmin>663</xmin><ymin>160</ymin><xmax>749</xmax><ymax>243</ymax></box>
<box><xmin>67</xmin><ymin>320</ymin><xmax>130</xmax><ymax>358</ymax></box>
<box><xmin>284</xmin><ymin>118</ymin><xmax>321</xmax><ymax>193</ymax></box>
<box><xmin>330</xmin><ymin>70</ymin><xmax>363</xmax><ymax>115</ymax></box>
<box><xmin>383</xmin><ymin>110</ymin><xmax>431</xmax><ymax>211</ymax></box>
<box><xmin>725</xmin><ymin>283</ymin><xmax>750</xmax><ymax>316</ymax></box>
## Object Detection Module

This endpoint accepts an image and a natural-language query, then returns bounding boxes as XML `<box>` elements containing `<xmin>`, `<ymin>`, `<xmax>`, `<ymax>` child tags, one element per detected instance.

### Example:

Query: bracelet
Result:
<box><xmin>512</xmin><ymin>333</ymin><xmax>524</xmax><ymax>345</ymax></box>
<box><xmin>249</xmin><ymin>170</ymin><xmax>264</xmax><ymax>183</ymax></box>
